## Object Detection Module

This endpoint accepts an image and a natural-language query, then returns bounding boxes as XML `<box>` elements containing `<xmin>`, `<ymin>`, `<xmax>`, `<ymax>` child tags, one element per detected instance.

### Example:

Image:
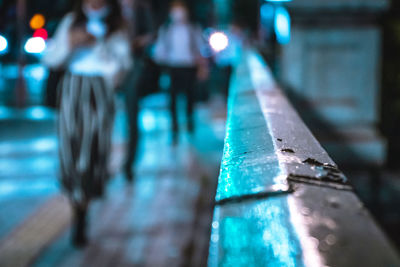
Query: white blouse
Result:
<box><xmin>42</xmin><ymin>13</ymin><xmax>132</xmax><ymax>89</ymax></box>
<box><xmin>153</xmin><ymin>23</ymin><xmax>205</xmax><ymax>67</ymax></box>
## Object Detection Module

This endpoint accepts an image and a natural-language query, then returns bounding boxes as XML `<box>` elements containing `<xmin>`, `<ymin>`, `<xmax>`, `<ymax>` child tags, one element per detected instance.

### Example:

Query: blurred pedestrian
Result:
<box><xmin>153</xmin><ymin>0</ymin><xmax>207</xmax><ymax>144</ymax></box>
<box><xmin>211</xmin><ymin>25</ymin><xmax>244</xmax><ymax>98</ymax></box>
<box><xmin>42</xmin><ymin>0</ymin><xmax>131</xmax><ymax>247</ymax></box>
<box><xmin>120</xmin><ymin>0</ymin><xmax>157</xmax><ymax>182</ymax></box>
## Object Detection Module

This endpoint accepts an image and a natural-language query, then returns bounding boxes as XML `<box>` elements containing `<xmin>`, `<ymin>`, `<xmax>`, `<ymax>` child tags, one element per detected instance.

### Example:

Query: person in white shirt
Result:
<box><xmin>42</xmin><ymin>0</ymin><xmax>131</xmax><ymax>247</ymax></box>
<box><xmin>153</xmin><ymin>1</ymin><xmax>207</xmax><ymax>144</ymax></box>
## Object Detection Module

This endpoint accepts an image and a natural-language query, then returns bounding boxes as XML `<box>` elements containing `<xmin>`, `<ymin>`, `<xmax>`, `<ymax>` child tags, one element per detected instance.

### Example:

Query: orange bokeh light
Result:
<box><xmin>30</xmin><ymin>14</ymin><xmax>46</xmax><ymax>30</ymax></box>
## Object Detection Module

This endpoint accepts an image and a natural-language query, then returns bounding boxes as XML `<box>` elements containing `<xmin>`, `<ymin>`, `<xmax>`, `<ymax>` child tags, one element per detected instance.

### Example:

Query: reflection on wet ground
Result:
<box><xmin>0</xmin><ymin>94</ymin><xmax>226</xmax><ymax>266</ymax></box>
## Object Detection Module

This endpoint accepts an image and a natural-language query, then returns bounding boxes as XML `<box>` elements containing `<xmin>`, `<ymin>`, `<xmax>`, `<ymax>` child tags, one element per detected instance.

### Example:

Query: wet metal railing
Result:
<box><xmin>208</xmin><ymin>49</ymin><xmax>400</xmax><ymax>267</ymax></box>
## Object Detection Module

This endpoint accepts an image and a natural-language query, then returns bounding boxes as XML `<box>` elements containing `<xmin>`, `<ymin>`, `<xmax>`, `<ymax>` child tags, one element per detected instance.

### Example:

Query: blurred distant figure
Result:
<box><xmin>120</xmin><ymin>0</ymin><xmax>156</xmax><ymax>182</ymax></box>
<box><xmin>42</xmin><ymin>0</ymin><xmax>131</xmax><ymax>247</ymax></box>
<box><xmin>153</xmin><ymin>0</ymin><xmax>207</xmax><ymax>144</ymax></box>
<box><xmin>212</xmin><ymin>25</ymin><xmax>245</xmax><ymax>98</ymax></box>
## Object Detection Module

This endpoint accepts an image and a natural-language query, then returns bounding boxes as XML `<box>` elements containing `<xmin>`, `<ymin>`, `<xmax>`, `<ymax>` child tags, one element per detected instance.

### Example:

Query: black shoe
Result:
<box><xmin>72</xmin><ymin>206</ymin><xmax>88</xmax><ymax>248</ymax></box>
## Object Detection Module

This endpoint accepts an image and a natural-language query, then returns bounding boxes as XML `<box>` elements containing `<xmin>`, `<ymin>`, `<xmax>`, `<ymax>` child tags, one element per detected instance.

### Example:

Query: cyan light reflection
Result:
<box><xmin>30</xmin><ymin>107</ymin><xmax>47</xmax><ymax>120</ymax></box>
<box><xmin>20</xmin><ymin>107</ymin><xmax>55</xmax><ymax>120</ymax></box>
<box><xmin>141</xmin><ymin>110</ymin><xmax>157</xmax><ymax>131</ymax></box>
<box><xmin>0</xmin><ymin>180</ymin><xmax>57</xmax><ymax>199</ymax></box>
<box><xmin>217</xmin><ymin>198</ymin><xmax>304</xmax><ymax>267</ymax></box>
<box><xmin>274</xmin><ymin>6</ymin><xmax>291</xmax><ymax>45</ymax></box>
<box><xmin>0</xmin><ymin>138</ymin><xmax>57</xmax><ymax>157</ymax></box>
<box><xmin>0</xmin><ymin>182</ymin><xmax>15</xmax><ymax>195</ymax></box>
<box><xmin>24</xmin><ymin>64</ymin><xmax>48</xmax><ymax>81</ymax></box>
<box><xmin>33</xmin><ymin>137</ymin><xmax>57</xmax><ymax>152</ymax></box>
<box><xmin>0</xmin><ymin>156</ymin><xmax>57</xmax><ymax>176</ymax></box>
<box><xmin>0</xmin><ymin>159</ymin><xmax>20</xmax><ymax>173</ymax></box>
<box><xmin>260</xmin><ymin>4</ymin><xmax>275</xmax><ymax>21</ymax></box>
<box><xmin>216</xmin><ymin>81</ymin><xmax>282</xmax><ymax>200</ymax></box>
<box><xmin>31</xmin><ymin>157</ymin><xmax>56</xmax><ymax>171</ymax></box>
<box><xmin>0</xmin><ymin>106</ymin><xmax>14</xmax><ymax>119</ymax></box>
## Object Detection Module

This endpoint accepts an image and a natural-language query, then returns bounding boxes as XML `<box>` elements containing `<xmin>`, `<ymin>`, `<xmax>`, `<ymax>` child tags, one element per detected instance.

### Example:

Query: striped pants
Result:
<box><xmin>58</xmin><ymin>73</ymin><xmax>115</xmax><ymax>204</ymax></box>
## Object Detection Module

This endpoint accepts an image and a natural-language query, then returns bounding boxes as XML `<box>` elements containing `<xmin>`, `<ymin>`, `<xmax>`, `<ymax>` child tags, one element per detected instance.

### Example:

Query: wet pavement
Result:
<box><xmin>0</xmin><ymin>94</ymin><xmax>226</xmax><ymax>267</ymax></box>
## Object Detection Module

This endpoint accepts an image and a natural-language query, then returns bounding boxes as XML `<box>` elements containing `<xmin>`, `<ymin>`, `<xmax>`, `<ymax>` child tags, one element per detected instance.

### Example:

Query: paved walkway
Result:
<box><xmin>0</xmin><ymin>94</ymin><xmax>226</xmax><ymax>267</ymax></box>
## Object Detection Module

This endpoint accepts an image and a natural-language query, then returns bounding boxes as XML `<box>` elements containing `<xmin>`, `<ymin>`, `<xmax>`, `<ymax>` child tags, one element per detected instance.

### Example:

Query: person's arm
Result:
<box><xmin>152</xmin><ymin>26</ymin><xmax>168</xmax><ymax>65</ymax></box>
<box><xmin>193</xmin><ymin>25</ymin><xmax>208</xmax><ymax>57</ymax></box>
<box><xmin>42</xmin><ymin>14</ymin><xmax>74</xmax><ymax>69</ymax></box>
<box><xmin>192</xmin><ymin>25</ymin><xmax>210</xmax><ymax>81</ymax></box>
<box><xmin>42</xmin><ymin>13</ymin><xmax>95</xmax><ymax>69</ymax></box>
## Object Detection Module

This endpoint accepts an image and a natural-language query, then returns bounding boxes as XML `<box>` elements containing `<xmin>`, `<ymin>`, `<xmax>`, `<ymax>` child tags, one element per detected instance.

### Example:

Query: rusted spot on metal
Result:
<box><xmin>303</xmin><ymin>158</ymin><xmax>337</xmax><ymax>169</ymax></box>
<box><xmin>281</xmin><ymin>148</ymin><xmax>295</xmax><ymax>153</ymax></box>
<box><xmin>303</xmin><ymin>158</ymin><xmax>324</xmax><ymax>166</ymax></box>
<box><xmin>286</xmin><ymin>158</ymin><xmax>352</xmax><ymax>189</ymax></box>
<box><xmin>287</xmin><ymin>169</ymin><xmax>351</xmax><ymax>190</ymax></box>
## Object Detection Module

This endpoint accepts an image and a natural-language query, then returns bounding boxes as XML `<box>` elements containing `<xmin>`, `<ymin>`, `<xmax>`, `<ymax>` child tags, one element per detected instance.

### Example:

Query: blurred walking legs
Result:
<box><xmin>124</xmin><ymin>60</ymin><xmax>143</xmax><ymax>181</ymax></box>
<box><xmin>169</xmin><ymin>67</ymin><xmax>197</xmax><ymax>143</ymax></box>
<box><xmin>71</xmin><ymin>202</ymin><xmax>88</xmax><ymax>246</ymax></box>
<box><xmin>58</xmin><ymin>74</ymin><xmax>115</xmax><ymax>246</ymax></box>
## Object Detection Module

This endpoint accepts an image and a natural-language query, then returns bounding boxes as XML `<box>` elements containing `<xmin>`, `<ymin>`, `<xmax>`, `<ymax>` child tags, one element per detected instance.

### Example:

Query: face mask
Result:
<box><xmin>83</xmin><ymin>4</ymin><xmax>110</xmax><ymax>20</ymax></box>
<box><xmin>170</xmin><ymin>8</ymin><xmax>187</xmax><ymax>23</ymax></box>
<box><xmin>84</xmin><ymin>4</ymin><xmax>109</xmax><ymax>38</ymax></box>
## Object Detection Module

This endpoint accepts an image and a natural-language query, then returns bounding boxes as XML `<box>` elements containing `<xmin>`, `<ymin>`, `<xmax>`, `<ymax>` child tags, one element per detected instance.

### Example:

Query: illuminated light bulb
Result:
<box><xmin>24</xmin><ymin>37</ymin><xmax>46</xmax><ymax>54</ymax></box>
<box><xmin>30</xmin><ymin>14</ymin><xmax>46</xmax><ymax>30</ymax></box>
<box><xmin>0</xmin><ymin>35</ymin><xmax>8</xmax><ymax>53</ymax></box>
<box><xmin>209</xmin><ymin>32</ymin><xmax>229</xmax><ymax>52</ymax></box>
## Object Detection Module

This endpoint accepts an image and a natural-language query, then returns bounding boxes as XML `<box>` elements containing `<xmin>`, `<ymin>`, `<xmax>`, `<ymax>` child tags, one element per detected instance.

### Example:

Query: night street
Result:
<box><xmin>0</xmin><ymin>95</ymin><xmax>226</xmax><ymax>266</ymax></box>
<box><xmin>2</xmin><ymin>0</ymin><xmax>400</xmax><ymax>266</ymax></box>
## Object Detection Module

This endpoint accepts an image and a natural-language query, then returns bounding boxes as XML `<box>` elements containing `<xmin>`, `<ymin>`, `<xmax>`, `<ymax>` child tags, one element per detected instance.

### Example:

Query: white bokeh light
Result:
<box><xmin>209</xmin><ymin>32</ymin><xmax>229</xmax><ymax>52</ymax></box>
<box><xmin>24</xmin><ymin>37</ymin><xmax>46</xmax><ymax>54</ymax></box>
<box><xmin>0</xmin><ymin>35</ymin><xmax>8</xmax><ymax>53</ymax></box>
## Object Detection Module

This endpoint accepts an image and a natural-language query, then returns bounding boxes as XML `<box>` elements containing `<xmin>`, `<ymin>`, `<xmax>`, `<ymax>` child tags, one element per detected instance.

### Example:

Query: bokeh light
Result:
<box><xmin>29</xmin><ymin>14</ymin><xmax>46</xmax><ymax>30</ymax></box>
<box><xmin>274</xmin><ymin>6</ymin><xmax>291</xmax><ymax>44</ymax></box>
<box><xmin>209</xmin><ymin>32</ymin><xmax>229</xmax><ymax>52</ymax></box>
<box><xmin>24</xmin><ymin>37</ymin><xmax>46</xmax><ymax>54</ymax></box>
<box><xmin>33</xmin><ymin>28</ymin><xmax>48</xmax><ymax>40</ymax></box>
<box><xmin>0</xmin><ymin>35</ymin><xmax>8</xmax><ymax>53</ymax></box>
